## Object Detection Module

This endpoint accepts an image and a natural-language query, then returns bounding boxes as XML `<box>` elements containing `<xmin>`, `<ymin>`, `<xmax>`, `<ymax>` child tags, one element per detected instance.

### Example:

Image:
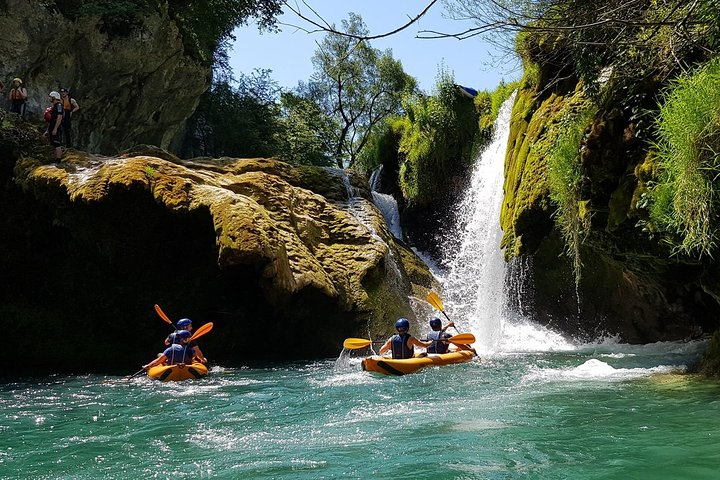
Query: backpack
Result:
<box><xmin>44</xmin><ymin>107</ymin><xmax>52</xmax><ymax>122</ymax></box>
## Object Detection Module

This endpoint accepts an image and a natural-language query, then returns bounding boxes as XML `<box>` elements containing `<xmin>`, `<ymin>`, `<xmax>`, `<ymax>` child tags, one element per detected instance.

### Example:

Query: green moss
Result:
<box><xmin>501</xmin><ymin>79</ymin><xmax>597</xmax><ymax>262</ymax></box>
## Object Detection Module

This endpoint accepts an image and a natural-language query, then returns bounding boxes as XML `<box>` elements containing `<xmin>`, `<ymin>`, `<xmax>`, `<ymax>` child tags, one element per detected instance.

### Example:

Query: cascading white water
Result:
<box><xmin>369</xmin><ymin>165</ymin><xmax>403</xmax><ymax>239</ymax></box>
<box><xmin>439</xmin><ymin>93</ymin><xmax>573</xmax><ymax>355</ymax></box>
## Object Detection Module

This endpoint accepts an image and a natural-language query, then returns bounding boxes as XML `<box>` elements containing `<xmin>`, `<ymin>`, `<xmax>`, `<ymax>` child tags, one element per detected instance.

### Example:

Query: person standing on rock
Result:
<box><xmin>8</xmin><ymin>78</ymin><xmax>27</xmax><ymax>117</ymax></box>
<box><xmin>59</xmin><ymin>88</ymin><xmax>79</xmax><ymax>148</ymax></box>
<box><xmin>47</xmin><ymin>91</ymin><xmax>64</xmax><ymax>161</ymax></box>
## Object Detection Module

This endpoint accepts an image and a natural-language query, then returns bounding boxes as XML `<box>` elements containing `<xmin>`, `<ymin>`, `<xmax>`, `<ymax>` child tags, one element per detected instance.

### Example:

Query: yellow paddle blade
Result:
<box><xmin>343</xmin><ymin>338</ymin><xmax>372</xmax><ymax>349</ymax></box>
<box><xmin>426</xmin><ymin>291</ymin><xmax>444</xmax><ymax>312</ymax></box>
<box><xmin>190</xmin><ymin>322</ymin><xmax>213</xmax><ymax>341</ymax></box>
<box><xmin>154</xmin><ymin>304</ymin><xmax>173</xmax><ymax>325</ymax></box>
<box><xmin>448</xmin><ymin>333</ymin><xmax>475</xmax><ymax>345</ymax></box>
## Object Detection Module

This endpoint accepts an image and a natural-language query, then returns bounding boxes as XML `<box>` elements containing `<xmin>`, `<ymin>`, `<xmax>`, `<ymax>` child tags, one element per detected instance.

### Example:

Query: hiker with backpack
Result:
<box><xmin>46</xmin><ymin>91</ymin><xmax>64</xmax><ymax>161</ymax></box>
<box><xmin>59</xmin><ymin>88</ymin><xmax>79</xmax><ymax>148</ymax></box>
<box><xmin>8</xmin><ymin>78</ymin><xmax>27</xmax><ymax>117</ymax></box>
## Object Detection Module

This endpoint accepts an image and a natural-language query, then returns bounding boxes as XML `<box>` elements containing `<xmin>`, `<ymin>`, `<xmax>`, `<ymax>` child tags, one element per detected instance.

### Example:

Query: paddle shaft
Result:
<box><xmin>127</xmin><ymin>368</ymin><xmax>146</xmax><ymax>380</ymax></box>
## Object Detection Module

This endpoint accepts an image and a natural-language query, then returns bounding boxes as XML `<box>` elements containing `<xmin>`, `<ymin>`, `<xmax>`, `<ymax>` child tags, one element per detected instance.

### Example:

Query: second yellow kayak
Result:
<box><xmin>361</xmin><ymin>350</ymin><xmax>475</xmax><ymax>376</ymax></box>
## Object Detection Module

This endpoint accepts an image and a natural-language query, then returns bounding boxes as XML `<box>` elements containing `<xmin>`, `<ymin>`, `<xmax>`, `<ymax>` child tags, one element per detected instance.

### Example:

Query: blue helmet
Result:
<box><xmin>395</xmin><ymin>318</ymin><xmax>410</xmax><ymax>331</ymax></box>
<box><xmin>177</xmin><ymin>318</ymin><xmax>192</xmax><ymax>328</ymax></box>
<box><xmin>429</xmin><ymin>317</ymin><xmax>442</xmax><ymax>330</ymax></box>
<box><xmin>175</xmin><ymin>329</ymin><xmax>192</xmax><ymax>341</ymax></box>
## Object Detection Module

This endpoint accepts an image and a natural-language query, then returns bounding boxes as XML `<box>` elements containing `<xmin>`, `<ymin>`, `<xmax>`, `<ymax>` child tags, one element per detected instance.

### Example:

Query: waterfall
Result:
<box><xmin>439</xmin><ymin>92</ymin><xmax>572</xmax><ymax>354</ymax></box>
<box><xmin>369</xmin><ymin>165</ymin><xmax>403</xmax><ymax>239</ymax></box>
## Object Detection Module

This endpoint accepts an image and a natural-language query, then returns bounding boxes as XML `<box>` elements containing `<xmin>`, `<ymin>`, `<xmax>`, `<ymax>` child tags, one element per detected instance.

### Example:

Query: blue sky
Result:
<box><xmin>228</xmin><ymin>1</ymin><xmax>519</xmax><ymax>94</ymax></box>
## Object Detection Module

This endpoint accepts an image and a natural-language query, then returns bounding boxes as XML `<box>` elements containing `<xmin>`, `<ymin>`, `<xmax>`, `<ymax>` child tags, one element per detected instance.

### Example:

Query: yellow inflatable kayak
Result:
<box><xmin>147</xmin><ymin>362</ymin><xmax>208</xmax><ymax>381</ymax></box>
<box><xmin>361</xmin><ymin>350</ymin><xmax>475</xmax><ymax>376</ymax></box>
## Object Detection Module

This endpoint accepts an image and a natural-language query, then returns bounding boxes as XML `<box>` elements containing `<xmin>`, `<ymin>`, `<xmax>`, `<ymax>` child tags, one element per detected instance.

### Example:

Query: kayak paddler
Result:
<box><xmin>143</xmin><ymin>330</ymin><xmax>198</xmax><ymax>370</ymax></box>
<box><xmin>165</xmin><ymin>317</ymin><xmax>207</xmax><ymax>364</ymax></box>
<box><xmin>378</xmin><ymin>318</ymin><xmax>432</xmax><ymax>359</ymax></box>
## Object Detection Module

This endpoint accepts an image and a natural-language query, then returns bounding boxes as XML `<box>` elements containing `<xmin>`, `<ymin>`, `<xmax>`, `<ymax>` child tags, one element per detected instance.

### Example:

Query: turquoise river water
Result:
<box><xmin>2</xmin><ymin>340</ymin><xmax>720</xmax><ymax>479</ymax></box>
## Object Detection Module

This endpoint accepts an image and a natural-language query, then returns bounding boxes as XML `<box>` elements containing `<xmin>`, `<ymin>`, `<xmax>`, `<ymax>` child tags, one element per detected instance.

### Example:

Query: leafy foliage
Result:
<box><xmin>167</xmin><ymin>0</ymin><xmax>282</xmax><ymax>66</ymax></box>
<box><xmin>183</xmin><ymin>71</ymin><xmax>337</xmax><ymax>167</ymax></box>
<box><xmin>448</xmin><ymin>0</ymin><xmax>719</xmax><ymax>93</ymax></box>
<box><xmin>46</xmin><ymin>0</ymin><xmax>283</xmax><ymax>65</ymax></box>
<box><xmin>182</xmin><ymin>69</ymin><xmax>281</xmax><ymax>159</ymax></box>
<box><xmin>273</xmin><ymin>92</ymin><xmax>337</xmax><ymax>167</ymax></box>
<box><xmin>647</xmin><ymin>59</ymin><xmax>720</xmax><ymax>257</ymax></box>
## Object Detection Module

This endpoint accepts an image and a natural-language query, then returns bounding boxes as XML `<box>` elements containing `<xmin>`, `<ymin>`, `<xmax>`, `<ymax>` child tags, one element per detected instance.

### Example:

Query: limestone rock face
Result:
<box><xmin>0</xmin><ymin>116</ymin><xmax>434</xmax><ymax>371</ymax></box>
<box><xmin>0</xmin><ymin>1</ymin><xmax>207</xmax><ymax>153</ymax></box>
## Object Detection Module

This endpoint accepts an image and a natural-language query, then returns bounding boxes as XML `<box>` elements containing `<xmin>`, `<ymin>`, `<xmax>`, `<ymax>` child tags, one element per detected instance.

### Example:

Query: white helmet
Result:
<box><xmin>49</xmin><ymin>91</ymin><xmax>61</xmax><ymax>100</ymax></box>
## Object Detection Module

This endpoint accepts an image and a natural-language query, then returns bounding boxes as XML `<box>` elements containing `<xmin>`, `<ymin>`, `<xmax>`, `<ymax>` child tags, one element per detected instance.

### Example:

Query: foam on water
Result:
<box><xmin>523</xmin><ymin>358</ymin><xmax>687</xmax><ymax>383</ymax></box>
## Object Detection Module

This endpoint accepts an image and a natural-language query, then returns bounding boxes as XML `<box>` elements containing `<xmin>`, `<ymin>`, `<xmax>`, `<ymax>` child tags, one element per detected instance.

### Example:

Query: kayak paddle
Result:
<box><xmin>343</xmin><ymin>333</ymin><xmax>475</xmax><ymax>350</ymax></box>
<box><xmin>154</xmin><ymin>304</ymin><xmax>175</xmax><ymax>329</ymax></box>
<box><xmin>448</xmin><ymin>333</ymin><xmax>475</xmax><ymax>345</ymax></box>
<box><xmin>190</xmin><ymin>322</ymin><xmax>213</xmax><ymax>341</ymax></box>
<box><xmin>426</xmin><ymin>291</ymin><xmax>464</xmax><ymax>332</ymax></box>
<box><xmin>343</xmin><ymin>338</ymin><xmax>374</xmax><ymax>349</ymax></box>
<box><xmin>127</xmin><ymin>368</ymin><xmax>146</xmax><ymax>380</ymax></box>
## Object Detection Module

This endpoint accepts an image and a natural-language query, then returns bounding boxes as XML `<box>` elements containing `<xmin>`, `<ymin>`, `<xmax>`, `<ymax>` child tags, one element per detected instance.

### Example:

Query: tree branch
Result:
<box><xmin>281</xmin><ymin>0</ymin><xmax>439</xmax><ymax>40</ymax></box>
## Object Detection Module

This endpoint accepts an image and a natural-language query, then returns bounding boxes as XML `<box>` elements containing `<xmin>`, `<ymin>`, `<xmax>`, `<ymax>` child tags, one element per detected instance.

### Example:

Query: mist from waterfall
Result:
<box><xmin>437</xmin><ymin>93</ymin><xmax>573</xmax><ymax>355</ymax></box>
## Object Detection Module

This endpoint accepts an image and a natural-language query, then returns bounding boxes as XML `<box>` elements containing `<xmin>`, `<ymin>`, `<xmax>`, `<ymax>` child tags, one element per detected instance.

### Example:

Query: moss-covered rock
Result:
<box><xmin>0</xmin><ymin>124</ymin><xmax>434</xmax><ymax>372</ymax></box>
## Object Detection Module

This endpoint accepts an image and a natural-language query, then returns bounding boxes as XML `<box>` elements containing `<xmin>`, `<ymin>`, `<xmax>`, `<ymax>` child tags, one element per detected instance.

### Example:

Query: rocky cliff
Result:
<box><xmin>499</xmin><ymin>72</ymin><xmax>720</xmax><ymax>343</ymax></box>
<box><xmin>0</xmin><ymin>0</ymin><xmax>207</xmax><ymax>153</ymax></box>
<box><xmin>0</xmin><ymin>111</ymin><xmax>434</xmax><ymax>373</ymax></box>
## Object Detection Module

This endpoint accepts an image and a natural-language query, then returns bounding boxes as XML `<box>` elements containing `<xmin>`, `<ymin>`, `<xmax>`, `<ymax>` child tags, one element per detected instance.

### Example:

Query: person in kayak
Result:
<box><xmin>425</xmin><ymin>317</ymin><xmax>455</xmax><ymax>354</ymax></box>
<box><xmin>144</xmin><ymin>330</ymin><xmax>199</xmax><ymax>370</ymax></box>
<box><xmin>165</xmin><ymin>317</ymin><xmax>207</xmax><ymax>364</ymax></box>
<box><xmin>378</xmin><ymin>318</ymin><xmax>432</xmax><ymax>359</ymax></box>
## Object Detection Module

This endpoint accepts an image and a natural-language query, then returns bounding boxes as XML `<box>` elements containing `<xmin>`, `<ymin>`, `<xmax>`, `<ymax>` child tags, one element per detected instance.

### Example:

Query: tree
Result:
<box><xmin>286</xmin><ymin>0</ymin><xmax>718</xmax><ymax>93</ymax></box>
<box><xmin>274</xmin><ymin>92</ymin><xmax>337</xmax><ymax>166</ymax></box>
<box><xmin>308</xmin><ymin>13</ymin><xmax>417</xmax><ymax>168</ymax></box>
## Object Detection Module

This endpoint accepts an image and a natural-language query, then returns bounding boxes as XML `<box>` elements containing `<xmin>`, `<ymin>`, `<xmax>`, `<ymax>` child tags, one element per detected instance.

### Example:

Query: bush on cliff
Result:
<box><xmin>647</xmin><ymin>58</ymin><xmax>720</xmax><ymax>257</ymax></box>
<box><xmin>395</xmin><ymin>70</ymin><xmax>480</xmax><ymax>207</ymax></box>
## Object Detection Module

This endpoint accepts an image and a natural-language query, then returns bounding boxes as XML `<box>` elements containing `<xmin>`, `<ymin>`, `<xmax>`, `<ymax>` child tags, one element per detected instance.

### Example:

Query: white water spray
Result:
<box><xmin>439</xmin><ymin>93</ymin><xmax>573</xmax><ymax>354</ymax></box>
